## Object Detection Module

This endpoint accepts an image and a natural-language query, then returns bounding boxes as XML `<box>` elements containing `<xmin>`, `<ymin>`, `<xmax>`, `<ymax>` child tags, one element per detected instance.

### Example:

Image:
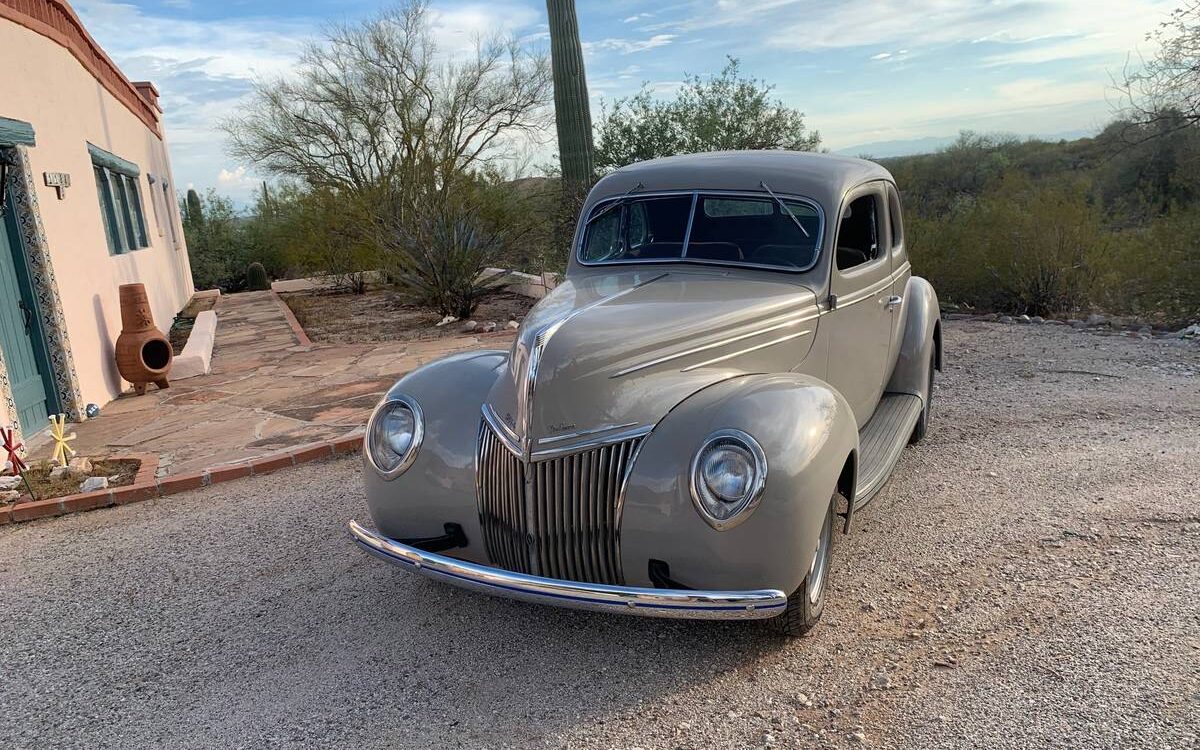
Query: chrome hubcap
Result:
<box><xmin>808</xmin><ymin>507</ymin><xmax>832</xmax><ymax>604</ymax></box>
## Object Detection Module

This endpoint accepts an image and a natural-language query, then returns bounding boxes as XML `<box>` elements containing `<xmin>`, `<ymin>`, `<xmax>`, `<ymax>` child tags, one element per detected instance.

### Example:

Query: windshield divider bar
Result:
<box><xmin>759</xmin><ymin>181</ymin><xmax>810</xmax><ymax>238</ymax></box>
<box><xmin>680</xmin><ymin>192</ymin><xmax>699</xmax><ymax>258</ymax></box>
<box><xmin>585</xmin><ymin>181</ymin><xmax>644</xmax><ymax>226</ymax></box>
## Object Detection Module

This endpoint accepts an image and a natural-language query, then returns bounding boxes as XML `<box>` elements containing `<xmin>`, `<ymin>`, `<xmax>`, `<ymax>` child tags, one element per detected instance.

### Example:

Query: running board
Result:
<box><xmin>845</xmin><ymin>393</ymin><xmax>923</xmax><ymax>530</ymax></box>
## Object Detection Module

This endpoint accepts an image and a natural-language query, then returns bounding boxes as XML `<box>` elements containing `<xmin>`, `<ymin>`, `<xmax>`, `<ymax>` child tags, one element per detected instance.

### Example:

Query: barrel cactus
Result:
<box><xmin>246</xmin><ymin>262</ymin><xmax>269</xmax><ymax>291</ymax></box>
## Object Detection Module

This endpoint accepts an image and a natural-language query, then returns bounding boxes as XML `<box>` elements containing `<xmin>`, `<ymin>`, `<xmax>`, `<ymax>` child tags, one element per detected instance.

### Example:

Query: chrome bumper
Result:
<box><xmin>349</xmin><ymin>520</ymin><xmax>788</xmax><ymax>621</ymax></box>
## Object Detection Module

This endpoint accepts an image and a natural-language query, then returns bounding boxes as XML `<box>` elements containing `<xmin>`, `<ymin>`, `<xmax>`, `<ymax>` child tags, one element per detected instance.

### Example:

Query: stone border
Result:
<box><xmin>0</xmin><ymin>431</ymin><xmax>363</xmax><ymax>525</ymax></box>
<box><xmin>271</xmin><ymin>291</ymin><xmax>313</xmax><ymax>348</ymax></box>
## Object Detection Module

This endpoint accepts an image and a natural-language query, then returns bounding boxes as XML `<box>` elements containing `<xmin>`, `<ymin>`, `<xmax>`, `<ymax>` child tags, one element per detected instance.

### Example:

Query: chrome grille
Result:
<box><xmin>476</xmin><ymin>421</ymin><xmax>640</xmax><ymax>585</ymax></box>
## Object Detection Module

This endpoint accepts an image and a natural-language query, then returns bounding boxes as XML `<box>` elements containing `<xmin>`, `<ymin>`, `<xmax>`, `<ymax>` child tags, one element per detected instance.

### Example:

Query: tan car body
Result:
<box><xmin>354</xmin><ymin>151</ymin><xmax>941</xmax><ymax>619</ymax></box>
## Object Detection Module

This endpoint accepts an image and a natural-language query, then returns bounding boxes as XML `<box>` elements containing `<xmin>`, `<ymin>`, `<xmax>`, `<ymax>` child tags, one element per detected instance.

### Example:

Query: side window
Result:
<box><xmin>887</xmin><ymin>184</ymin><xmax>903</xmax><ymax>250</ymax></box>
<box><xmin>90</xmin><ymin>146</ymin><xmax>149</xmax><ymax>255</ymax></box>
<box><xmin>835</xmin><ymin>193</ymin><xmax>882</xmax><ymax>271</ymax></box>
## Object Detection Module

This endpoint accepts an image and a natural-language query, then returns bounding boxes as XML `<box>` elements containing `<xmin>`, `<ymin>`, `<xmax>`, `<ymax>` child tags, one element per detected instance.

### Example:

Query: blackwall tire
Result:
<box><xmin>910</xmin><ymin>349</ymin><xmax>936</xmax><ymax>443</ymax></box>
<box><xmin>770</xmin><ymin>494</ymin><xmax>836</xmax><ymax>638</ymax></box>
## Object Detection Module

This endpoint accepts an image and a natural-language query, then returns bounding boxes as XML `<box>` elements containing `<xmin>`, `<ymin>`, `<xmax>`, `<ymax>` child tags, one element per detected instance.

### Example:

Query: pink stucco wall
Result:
<box><xmin>0</xmin><ymin>19</ymin><xmax>194</xmax><ymax>415</ymax></box>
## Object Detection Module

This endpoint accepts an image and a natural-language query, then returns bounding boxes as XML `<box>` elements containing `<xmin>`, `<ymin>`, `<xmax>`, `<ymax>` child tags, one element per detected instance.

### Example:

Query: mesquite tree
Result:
<box><xmin>546</xmin><ymin>0</ymin><xmax>595</xmax><ymax>187</ymax></box>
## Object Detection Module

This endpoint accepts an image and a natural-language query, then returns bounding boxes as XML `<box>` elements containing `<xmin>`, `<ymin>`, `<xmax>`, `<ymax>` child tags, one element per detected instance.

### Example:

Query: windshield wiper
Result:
<box><xmin>585</xmin><ymin>182</ymin><xmax>644</xmax><ymax>226</ymax></box>
<box><xmin>760</xmin><ymin>181</ymin><xmax>810</xmax><ymax>238</ymax></box>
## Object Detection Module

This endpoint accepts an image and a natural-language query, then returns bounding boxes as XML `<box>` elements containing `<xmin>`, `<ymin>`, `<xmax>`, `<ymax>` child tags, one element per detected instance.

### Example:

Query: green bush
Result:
<box><xmin>909</xmin><ymin>174</ymin><xmax>1107</xmax><ymax>317</ymax></box>
<box><xmin>388</xmin><ymin>201</ymin><xmax>509</xmax><ymax>319</ymax></box>
<box><xmin>246</xmin><ymin>262</ymin><xmax>269</xmax><ymax>291</ymax></box>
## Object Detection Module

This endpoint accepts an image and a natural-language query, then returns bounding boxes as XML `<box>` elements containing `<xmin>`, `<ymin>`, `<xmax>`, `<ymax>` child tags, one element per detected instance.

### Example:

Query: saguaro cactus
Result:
<box><xmin>546</xmin><ymin>0</ymin><xmax>594</xmax><ymax>187</ymax></box>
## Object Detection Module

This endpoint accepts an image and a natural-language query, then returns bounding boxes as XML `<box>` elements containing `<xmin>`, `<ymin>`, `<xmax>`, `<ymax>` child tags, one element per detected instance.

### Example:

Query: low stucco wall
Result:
<box><xmin>0</xmin><ymin>18</ymin><xmax>193</xmax><ymax>420</ymax></box>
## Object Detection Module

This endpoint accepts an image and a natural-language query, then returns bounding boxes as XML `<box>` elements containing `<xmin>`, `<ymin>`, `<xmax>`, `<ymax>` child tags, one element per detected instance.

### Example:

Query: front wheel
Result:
<box><xmin>770</xmin><ymin>494</ymin><xmax>836</xmax><ymax>637</ymax></box>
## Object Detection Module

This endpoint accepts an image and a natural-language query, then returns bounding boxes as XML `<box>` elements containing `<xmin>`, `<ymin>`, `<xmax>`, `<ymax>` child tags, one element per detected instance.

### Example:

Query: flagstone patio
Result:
<box><xmin>28</xmin><ymin>291</ymin><xmax>516</xmax><ymax>478</ymax></box>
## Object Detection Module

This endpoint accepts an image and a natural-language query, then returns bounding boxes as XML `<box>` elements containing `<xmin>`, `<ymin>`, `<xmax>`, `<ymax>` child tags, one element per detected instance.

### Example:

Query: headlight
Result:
<box><xmin>366</xmin><ymin>395</ymin><xmax>424</xmax><ymax>479</ymax></box>
<box><xmin>689</xmin><ymin>429</ymin><xmax>767</xmax><ymax>530</ymax></box>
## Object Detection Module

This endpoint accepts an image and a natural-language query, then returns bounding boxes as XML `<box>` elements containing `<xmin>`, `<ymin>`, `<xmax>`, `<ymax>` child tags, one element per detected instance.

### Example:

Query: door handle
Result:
<box><xmin>17</xmin><ymin>300</ymin><xmax>31</xmax><ymax>335</ymax></box>
<box><xmin>885</xmin><ymin>295</ymin><xmax>903</xmax><ymax>310</ymax></box>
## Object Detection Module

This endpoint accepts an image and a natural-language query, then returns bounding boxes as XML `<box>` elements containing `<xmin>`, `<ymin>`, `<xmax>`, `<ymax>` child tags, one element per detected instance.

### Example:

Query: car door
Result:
<box><xmin>823</xmin><ymin>182</ymin><xmax>893</xmax><ymax>427</ymax></box>
<box><xmin>884</xmin><ymin>182</ymin><xmax>909</xmax><ymax>374</ymax></box>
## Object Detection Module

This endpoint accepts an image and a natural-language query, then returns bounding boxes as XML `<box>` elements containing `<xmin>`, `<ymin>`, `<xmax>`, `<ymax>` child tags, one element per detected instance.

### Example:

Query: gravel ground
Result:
<box><xmin>1</xmin><ymin>320</ymin><xmax>1197</xmax><ymax>750</ymax></box>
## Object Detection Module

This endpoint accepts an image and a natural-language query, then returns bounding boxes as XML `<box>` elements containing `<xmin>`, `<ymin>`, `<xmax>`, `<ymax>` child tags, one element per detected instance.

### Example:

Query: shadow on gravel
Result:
<box><xmin>344</xmin><ymin>570</ymin><xmax>792</xmax><ymax>742</ymax></box>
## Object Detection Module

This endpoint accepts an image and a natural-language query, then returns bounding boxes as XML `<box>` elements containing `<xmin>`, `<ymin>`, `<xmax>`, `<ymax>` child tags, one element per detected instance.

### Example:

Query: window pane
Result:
<box><xmin>836</xmin><ymin>194</ymin><xmax>881</xmax><ymax>271</ymax></box>
<box><xmin>106</xmin><ymin>170</ymin><xmax>134</xmax><ymax>252</ymax></box>
<box><xmin>94</xmin><ymin>166</ymin><xmax>120</xmax><ymax>254</ymax></box>
<box><xmin>581</xmin><ymin>196</ymin><xmax>693</xmax><ymax>263</ymax></box>
<box><xmin>125</xmin><ymin>175</ymin><xmax>148</xmax><ymax>247</ymax></box>
<box><xmin>687</xmin><ymin>196</ymin><xmax>820</xmax><ymax>268</ymax></box>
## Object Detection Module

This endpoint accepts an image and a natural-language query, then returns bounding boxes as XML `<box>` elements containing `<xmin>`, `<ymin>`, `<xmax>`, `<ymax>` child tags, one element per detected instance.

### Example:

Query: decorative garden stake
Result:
<box><xmin>48</xmin><ymin>414</ymin><xmax>76</xmax><ymax>466</ymax></box>
<box><xmin>2</xmin><ymin>426</ymin><xmax>26</xmax><ymax>474</ymax></box>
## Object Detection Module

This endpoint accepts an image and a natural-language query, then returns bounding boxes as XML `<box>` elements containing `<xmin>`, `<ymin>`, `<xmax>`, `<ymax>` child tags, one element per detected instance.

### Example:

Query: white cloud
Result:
<box><xmin>586</xmin><ymin>34</ymin><xmax>677</xmax><ymax>54</ymax></box>
<box><xmin>870</xmin><ymin>52</ymin><xmax>891</xmax><ymax>60</ymax></box>
<box><xmin>664</xmin><ymin>0</ymin><xmax>1171</xmax><ymax>63</ymax></box>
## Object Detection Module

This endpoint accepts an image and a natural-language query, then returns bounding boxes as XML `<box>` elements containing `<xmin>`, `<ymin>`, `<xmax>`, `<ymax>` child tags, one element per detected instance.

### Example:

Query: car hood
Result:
<box><xmin>484</xmin><ymin>268</ymin><xmax>820</xmax><ymax>457</ymax></box>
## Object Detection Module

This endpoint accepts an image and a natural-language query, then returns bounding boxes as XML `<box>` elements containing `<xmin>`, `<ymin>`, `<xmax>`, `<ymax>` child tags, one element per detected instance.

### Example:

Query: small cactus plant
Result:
<box><xmin>246</xmin><ymin>262</ymin><xmax>269</xmax><ymax>291</ymax></box>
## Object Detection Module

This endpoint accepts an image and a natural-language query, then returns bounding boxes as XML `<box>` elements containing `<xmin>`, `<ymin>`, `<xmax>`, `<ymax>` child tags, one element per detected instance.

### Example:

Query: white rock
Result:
<box><xmin>1085</xmin><ymin>313</ymin><xmax>1106</xmax><ymax>326</ymax></box>
<box><xmin>461</xmin><ymin>320</ymin><xmax>478</xmax><ymax>332</ymax></box>
<box><xmin>0</xmin><ymin>475</ymin><xmax>22</xmax><ymax>491</ymax></box>
<box><xmin>79</xmin><ymin>476</ymin><xmax>109</xmax><ymax>493</ymax></box>
<box><xmin>479</xmin><ymin>322</ymin><xmax>498</xmax><ymax>333</ymax></box>
<box><xmin>435</xmin><ymin>315</ymin><xmax>458</xmax><ymax>327</ymax></box>
<box><xmin>68</xmin><ymin>456</ymin><xmax>93</xmax><ymax>474</ymax></box>
<box><xmin>1030</xmin><ymin>316</ymin><xmax>1045</xmax><ymax>324</ymax></box>
<box><xmin>506</xmin><ymin>320</ymin><xmax>520</xmax><ymax>330</ymax></box>
<box><xmin>1017</xmin><ymin>314</ymin><xmax>1031</xmax><ymax>324</ymax></box>
<box><xmin>49</xmin><ymin>465</ymin><xmax>71</xmax><ymax>480</ymax></box>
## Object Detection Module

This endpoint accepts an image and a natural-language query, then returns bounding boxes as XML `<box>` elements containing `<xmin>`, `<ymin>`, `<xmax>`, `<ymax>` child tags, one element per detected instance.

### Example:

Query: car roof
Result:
<box><xmin>586</xmin><ymin>150</ymin><xmax>894</xmax><ymax>213</ymax></box>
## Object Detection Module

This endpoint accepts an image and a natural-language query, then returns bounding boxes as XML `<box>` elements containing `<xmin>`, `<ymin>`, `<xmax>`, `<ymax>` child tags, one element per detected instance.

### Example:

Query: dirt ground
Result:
<box><xmin>281</xmin><ymin>288</ymin><xmax>536</xmax><ymax>344</ymax></box>
<box><xmin>0</xmin><ymin>319</ymin><xmax>1196</xmax><ymax>749</ymax></box>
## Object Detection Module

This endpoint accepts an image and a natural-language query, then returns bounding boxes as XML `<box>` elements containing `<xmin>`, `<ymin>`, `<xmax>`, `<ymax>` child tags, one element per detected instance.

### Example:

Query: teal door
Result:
<box><xmin>0</xmin><ymin>196</ymin><xmax>54</xmax><ymax>434</ymax></box>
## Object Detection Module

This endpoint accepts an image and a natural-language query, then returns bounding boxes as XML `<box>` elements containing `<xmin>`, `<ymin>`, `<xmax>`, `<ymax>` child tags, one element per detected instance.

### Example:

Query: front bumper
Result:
<box><xmin>349</xmin><ymin>520</ymin><xmax>788</xmax><ymax>620</ymax></box>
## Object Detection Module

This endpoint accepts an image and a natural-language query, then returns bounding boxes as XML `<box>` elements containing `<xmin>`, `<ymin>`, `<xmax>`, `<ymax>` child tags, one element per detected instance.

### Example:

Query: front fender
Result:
<box><xmin>618</xmin><ymin>373</ymin><xmax>858</xmax><ymax>594</ymax></box>
<box><xmin>886</xmin><ymin>275</ymin><xmax>941</xmax><ymax>400</ymax></box>
<box><xmin>362</xmin><ymin>350</ymin><xmax>508</xmax><ymax>564</ymax></box>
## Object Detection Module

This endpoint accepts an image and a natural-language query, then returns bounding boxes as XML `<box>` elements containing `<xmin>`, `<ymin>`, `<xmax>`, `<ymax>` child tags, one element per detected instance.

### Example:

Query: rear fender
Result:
<box><xmin>886</xmin><ymin>275</ymin><xmax>941</xmax><ymax>403</ymax></box>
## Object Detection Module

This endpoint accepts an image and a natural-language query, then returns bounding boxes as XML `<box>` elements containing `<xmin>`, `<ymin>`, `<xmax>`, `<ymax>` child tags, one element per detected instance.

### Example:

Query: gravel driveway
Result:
<box><xmin>2</xmin><ymin>320</ymin><xmax>1197</xmax><ymax>749</ymax></box>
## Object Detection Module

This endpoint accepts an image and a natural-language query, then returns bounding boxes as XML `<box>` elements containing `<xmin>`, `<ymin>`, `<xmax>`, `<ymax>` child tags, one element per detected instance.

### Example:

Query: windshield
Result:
<box><xmin>580</xmin><ymin>193</ymin><xmax>822</xmax><ymax>270</ymax></box>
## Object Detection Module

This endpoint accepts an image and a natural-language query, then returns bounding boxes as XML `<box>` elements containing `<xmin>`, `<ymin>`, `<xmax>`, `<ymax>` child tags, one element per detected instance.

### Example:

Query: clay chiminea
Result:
<box><xmin>115</xmin><ymin>283</ymin><xmax>172</xmax><ymax>395</ymax></box>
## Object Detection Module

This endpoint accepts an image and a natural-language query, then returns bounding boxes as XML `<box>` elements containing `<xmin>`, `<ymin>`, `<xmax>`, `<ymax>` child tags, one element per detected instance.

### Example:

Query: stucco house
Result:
<box><xmin>0</xmin><ymin>0</ymin><xmax>193</xmax><ymax>441</ymax></box>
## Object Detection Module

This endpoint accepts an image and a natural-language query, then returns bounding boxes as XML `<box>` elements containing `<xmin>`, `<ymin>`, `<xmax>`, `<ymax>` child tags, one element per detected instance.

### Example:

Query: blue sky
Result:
<box><xmin>73</xmin><ymin>0</ymin><xmax>1174</xmax><ymax>203</ymax></box>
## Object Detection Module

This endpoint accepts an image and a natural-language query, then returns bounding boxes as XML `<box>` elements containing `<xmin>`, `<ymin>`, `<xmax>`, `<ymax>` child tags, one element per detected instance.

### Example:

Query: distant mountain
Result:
<box><xmin>833</xmin><ymin>129</ymin><xmax>1096</xmax><ymax>159</ymax></box>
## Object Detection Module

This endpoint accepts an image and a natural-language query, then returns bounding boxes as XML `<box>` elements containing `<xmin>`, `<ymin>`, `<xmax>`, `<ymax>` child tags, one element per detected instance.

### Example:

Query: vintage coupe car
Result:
<box><xmin>350</xmin><ymin>151</ymin><xmax>941</xmax><ymax>635</ymax></box>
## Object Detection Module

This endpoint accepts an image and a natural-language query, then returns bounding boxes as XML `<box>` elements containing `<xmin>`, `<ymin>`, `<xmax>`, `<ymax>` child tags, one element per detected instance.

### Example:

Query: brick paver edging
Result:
<box><xmin>270</xmin><ymin>290</ymin><xmax>313</xmax><ymax>348</ymax></box>
<box><xmin>0</xmin><ymin>432</ymin><xmax>363</xmax><ymax>526</ymax></box>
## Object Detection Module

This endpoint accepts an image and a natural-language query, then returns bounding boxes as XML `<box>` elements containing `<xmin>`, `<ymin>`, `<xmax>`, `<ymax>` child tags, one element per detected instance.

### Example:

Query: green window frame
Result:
<box><xmin>89</xmin><ymin>144</ymin><xmax>148</xmax><ymax>255</ymax></box>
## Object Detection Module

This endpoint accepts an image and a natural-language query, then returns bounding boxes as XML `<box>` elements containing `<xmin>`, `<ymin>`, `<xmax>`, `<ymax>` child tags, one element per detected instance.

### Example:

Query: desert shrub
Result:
<box><xmin>388</xmin><ymin>200</ymin><xmax>510</xmax><ymax>318</ymax></box>
<box><xmin>246</xmin><ymin>262</ymin><xmax>269</xmax><ymax>290</ymax></box>
<box><xmin>1096</xmin><ymin>208</ymin><xmax>1200</xmax><ymax>325</ymax></box>
<box><xmin>909</xmin><ymin>173</ymin><xmax>1109</xmax><ymax>316</ymax></box>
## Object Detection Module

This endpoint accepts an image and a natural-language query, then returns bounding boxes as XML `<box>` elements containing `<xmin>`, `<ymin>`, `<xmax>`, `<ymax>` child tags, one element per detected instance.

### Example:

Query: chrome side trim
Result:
<box><xmin>833</xmin><ymin>261</ymin><xmax>913</xmax><ymax>311</ymax></box>
<box><xmin>481</xmin><ymin>403</ymin><xmax>522</xmax><ymax>457</ymax></box>
<box><xmin>537</xmin><ymin>422</ymin><xmax>640</xmax><ymax>445</ymax></box>
<box><xmin>679</xmin><ymin>329</ymin><xmax>812</xmax><ymax>372</ymax></box>
<box><xmin>611</xmin><ymin>312</ymin><xmax>821</xmax><ymax>378</ymax></box>
<box><xmin>529</xmin><ymin>423</ymin><xmax>653</xmax><ymax>461</ymax></box>
<box><xmin>350</xmin><ymin>520</ymin><xmax>788</xmax><ymax>620</ymax></box>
